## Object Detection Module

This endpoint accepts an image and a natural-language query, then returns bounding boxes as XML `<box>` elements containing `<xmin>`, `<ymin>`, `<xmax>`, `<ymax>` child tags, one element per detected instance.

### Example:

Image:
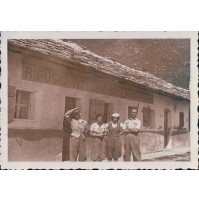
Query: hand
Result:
<box><xmin>90</xmin><ymin>131</ymin><xmax>99</xmax><ymax>137</ymax></box>
<box><xmin>119</xmin><ymin>132</ymin><xmax>123</xmax><ymax>136</ymax></box>
<box><xmin>81</xmin><ymin>134</ymin><xmax>85</xmax><ymax>140</ymax></box>
<box><xmin>127</xmin><ymin>127</ymin><xmax>138</xmax><ymax>133</ymax></box>
<box><xmin>99</xmin><ymin>134</ymin><xmax>104</xmax><ymax>138</ymax></box>
<box><xmin>102</xmin><ymin>131</ymin><xmax>109</xmax><ymax>135</ymax></box>
<box><xmin>121</xmin><ymin>128</ymin><xmax>129</xmax><ymax>133</ymax></box>
<box><xmin>102</xmin><ymin>131</ymin><xmax>108</xmax><ymax>136</ymax></box>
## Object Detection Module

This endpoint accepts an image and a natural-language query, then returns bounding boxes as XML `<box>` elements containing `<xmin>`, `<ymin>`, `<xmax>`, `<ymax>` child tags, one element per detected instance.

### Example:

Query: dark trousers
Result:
<box><xmin>91</xmin><ymin>137</ymin><xmax>104</xmax><ymax>161</ymax></box>
<box><xmin>70</xmin><ymin>136</ymin><xmax>86</xmax><ymax>161</ymax></box>
<box><xmin>106</xmin><ymin>136</ymin><xmax>121</xmax><ymax>160</ymax></box>
<box><xmin>124</xmin><ymin>134</ymin><xmax>141</xmax><ymax>161</ymax></box>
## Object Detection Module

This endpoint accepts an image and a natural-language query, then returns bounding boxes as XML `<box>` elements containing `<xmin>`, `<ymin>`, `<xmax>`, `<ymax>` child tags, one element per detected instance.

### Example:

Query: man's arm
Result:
<box><xmin>127</xmin><ymin>120</ymin><xmax>141</xmax><ymax>133</ymax></box>
<box><xmin>121</xmin><ymin>121</ymin><xmax>130</xmax><ymax>133</ymax></box>
<box><xmin>64</xmin><ymin>107</ymin><xmax>79</xmax><ymax>120</ymax></box>
<box><xmin>81</xmin><ymin>121</ymin><xmax>87</xmax><ymax>139</ymax></box>
<box><xmin>127</xmin><ymin>127</ymin><xmax>139</xmax><ymax>133</ymax></box>
<box><xmin>64</xmin><ymin>111</ymin><xmax>72</xmax><ymax>120</ymax></box>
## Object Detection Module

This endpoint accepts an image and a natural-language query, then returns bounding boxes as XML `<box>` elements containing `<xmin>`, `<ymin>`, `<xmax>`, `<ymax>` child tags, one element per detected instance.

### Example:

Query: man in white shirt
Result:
<box><xmin>123</xmin><ymin>107</ymin><xmax>142</xmax><ymax>161</ymax></box>
<box><xmin>65</xmin><ymin>108</ymin><xmax>87</xmax><ymax>161</ymax></box>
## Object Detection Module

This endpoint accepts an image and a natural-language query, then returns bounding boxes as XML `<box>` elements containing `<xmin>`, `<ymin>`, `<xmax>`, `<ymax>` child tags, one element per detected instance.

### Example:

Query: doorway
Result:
<box><xmin>89</xmin><ymin>99</ymin><xmax>113</xmax><ymax>124</ymax></box>
<box><xmin>164</xmin><ymin>109</ymin><xmax>172</xmax><ymax>148</ymax></box>
<box><xmin>104</xmin><ymin>103</ymin><xmax>113</xmax><ymax>123</ymax></box>
<box><xmin>65</xmin><ymin>97</ymin><xmax>76</xmax><ymax>113</ymax></box>
<box><xmin>62</xmin><ymin>97</ymin><xmax>76</xmax><ymax>161</ymax></box>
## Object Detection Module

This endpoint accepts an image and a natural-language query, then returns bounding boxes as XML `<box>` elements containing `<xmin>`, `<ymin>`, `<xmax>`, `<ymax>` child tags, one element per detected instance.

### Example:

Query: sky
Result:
<box><xmin>70</xmin><ymin>39</ymin><xmax>190</xmax><ymax>90</ymax></box>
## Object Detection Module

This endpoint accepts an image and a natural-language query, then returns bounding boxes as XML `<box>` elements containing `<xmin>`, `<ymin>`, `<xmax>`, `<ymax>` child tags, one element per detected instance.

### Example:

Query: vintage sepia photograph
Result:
<box><xmin>0</xmin><ymin>32</ymin><xmax>198</xmax><ymax>169</ymax></box>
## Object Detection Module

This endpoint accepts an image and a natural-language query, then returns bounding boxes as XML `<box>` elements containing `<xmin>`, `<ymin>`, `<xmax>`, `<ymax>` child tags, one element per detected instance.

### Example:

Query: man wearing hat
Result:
<box><xmin>105</xmin><ymin>113</ymin><xmax>123</xmax><ymax>161</ymax></box>
<box><xmin>64</xmin><ymin>107</ymin><xmax>87</xmax><ymax>161</ymax></box>
<box><xmin>123</xmin><ymin>107</ymin><xmax>142</xmax><ymax>161</ymax></box>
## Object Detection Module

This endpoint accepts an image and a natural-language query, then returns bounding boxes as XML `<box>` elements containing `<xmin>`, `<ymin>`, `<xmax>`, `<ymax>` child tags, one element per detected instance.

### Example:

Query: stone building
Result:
<box><xmin>8</xmin><ymin>39</ymin><xmax>190</xmax><ymax>161</ymax></box>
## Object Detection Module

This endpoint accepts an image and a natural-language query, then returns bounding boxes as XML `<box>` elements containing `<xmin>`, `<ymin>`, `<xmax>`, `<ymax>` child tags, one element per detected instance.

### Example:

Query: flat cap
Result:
<box><xmin>111</xmin><ymin>113</ymin><xmax>120</xmax><ymax>117</ymax></box>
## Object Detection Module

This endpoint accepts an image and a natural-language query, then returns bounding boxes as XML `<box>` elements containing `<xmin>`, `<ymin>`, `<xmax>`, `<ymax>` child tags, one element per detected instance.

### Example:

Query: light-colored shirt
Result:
<box><xmin>90</xmin><ymin>123</ymin><xmax>106</xmax><ymax>135</ymax></box>
<box><xmin>111</xmin><ymin>123</ymin><xmax>117</xmax><ymax>128</ymax></box>
<box><xmin>71</xmin><ymin>119</ymin><xmax>87</xmax><ymax>138</ymax></box>
<box><xmin>123</xmin><ymin>118</ymin><xmax>141</xmax><ymax>130</ymax></box>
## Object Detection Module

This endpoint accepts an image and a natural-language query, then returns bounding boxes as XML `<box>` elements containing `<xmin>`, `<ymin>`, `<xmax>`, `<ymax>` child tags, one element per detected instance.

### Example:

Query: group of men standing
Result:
<box><xmin>63</xmin><ymin>107</ymin><xmax>142</xmax><ymax>162</ymax></box>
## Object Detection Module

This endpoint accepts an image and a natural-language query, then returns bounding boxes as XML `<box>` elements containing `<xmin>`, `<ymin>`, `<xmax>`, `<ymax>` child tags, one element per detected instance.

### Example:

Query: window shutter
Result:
<box><xmin>149</xmin><ymin>110</ymin><xmax>155</xmax><ymax>129</ymax></box>
<box><xmin>179</xmin><ymin>112</ymin><xmax>184</xmax><ymax>129</ymax></box>
<box><xmin>8</xmin><ymin>86</ymin><xmax>16</xmax><ymax>123</ymax></box>
<box><xmin>143</xmin><ymin>107</ymin><xmax>150</xmax><ymax>127</ymax></box>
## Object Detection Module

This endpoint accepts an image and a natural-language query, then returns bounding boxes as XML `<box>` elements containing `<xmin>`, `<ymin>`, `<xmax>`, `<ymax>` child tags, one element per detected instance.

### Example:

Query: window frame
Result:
<box><xmin>14</xmin><ymin>89</ymin><xmax>37</xmax><ymax>121</ymax></box>
<box><xmin>179</xmin><ymin>112</ymin><xmax>184</xmax><ymax>130</ymax></box>
<box><xmin>142</xmin><ymin>107</ymin><xmax>155</xmax><ymax>129</ymax></box>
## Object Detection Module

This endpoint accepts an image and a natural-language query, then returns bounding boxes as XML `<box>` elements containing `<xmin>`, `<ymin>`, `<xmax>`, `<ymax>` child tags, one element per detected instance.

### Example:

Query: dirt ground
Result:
<box><xmin>142</xmin><ymin>152</ymin><xmax>190</xmax><ymax>161</ymax></box>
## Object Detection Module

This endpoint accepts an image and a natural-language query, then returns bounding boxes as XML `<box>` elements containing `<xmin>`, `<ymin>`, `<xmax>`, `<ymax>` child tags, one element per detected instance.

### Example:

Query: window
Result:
<box><xmin>8</xmin><ymin>86</ymin><xmax>16</xmax><ymax>123</ymax></box>
<box><xmin>149</xmin><ymin>110</ymin><xmax>155</xmax><ymax>129</ymax></box>
<box><xmin>14</xmin><ymin>90</ymin><xmax>35</xmax><ymax>120</ymax></box>
<box><xmin>142</xmin><ymin>107</ymin><xmax>155</xmax><ymax>129</ymax></box>
<box><xmin>179</xmin><ymin>112</ymin><xmax>184</xmax><ymax>129</ymax></box>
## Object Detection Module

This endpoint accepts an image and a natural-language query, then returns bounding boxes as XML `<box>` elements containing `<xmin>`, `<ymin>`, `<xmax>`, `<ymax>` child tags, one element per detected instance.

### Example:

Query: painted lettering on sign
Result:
<box><xmin>22</xmin><ymin>64</ymin><xmax>153</xmax><ymax>103</ymax></box>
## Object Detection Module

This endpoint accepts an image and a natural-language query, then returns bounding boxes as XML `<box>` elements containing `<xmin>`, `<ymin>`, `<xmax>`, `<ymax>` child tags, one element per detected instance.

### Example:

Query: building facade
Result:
<box><xmin>8</xmin><ymin>40</ymin><xmax>190</xmax><ymax>161</ymax></box>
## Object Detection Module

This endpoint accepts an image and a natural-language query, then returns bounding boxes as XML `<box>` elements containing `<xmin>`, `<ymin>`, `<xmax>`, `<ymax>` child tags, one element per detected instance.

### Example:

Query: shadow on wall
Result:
<box><xmin>8</xmin><ymin>129</ymin><xmax>64</xmax><ymax>161</ymax></box>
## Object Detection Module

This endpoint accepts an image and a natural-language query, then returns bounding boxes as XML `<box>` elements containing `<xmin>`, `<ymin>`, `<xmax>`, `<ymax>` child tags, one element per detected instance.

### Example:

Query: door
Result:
<box><xmin>65</xmin><ymin>97</ymin><xmax>76</xmax><ymax>114</ymax></box>
<box><xmin>89</xmin><ymin>99</ymin><xmax>104</xmax><ymax>124</ymax></box>
<box><xmin>104</xmin><ymin>103</ymin><xmax>113</xmax><ymax>123</ymax></box>
<box><xmin>63</xmin><ymin>97</ymin><xmax>76</xmax><ymax>134</ymax></box>
<box><xmin>164</xmin><ymin>109</ymin><xmax>171</xmax><ymax>148</ymax></box>
<box><xmin>62</xmin><ymin>97</ymin><xmax>76</xmax><ymax>161</ymax></box>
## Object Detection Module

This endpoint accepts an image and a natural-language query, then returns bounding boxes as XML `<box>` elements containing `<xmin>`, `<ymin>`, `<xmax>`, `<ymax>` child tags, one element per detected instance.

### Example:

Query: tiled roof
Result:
<box><xmin>9</xmin><ymin>39</ymin><xmax>190</xmax><ymax>100</ymax></box>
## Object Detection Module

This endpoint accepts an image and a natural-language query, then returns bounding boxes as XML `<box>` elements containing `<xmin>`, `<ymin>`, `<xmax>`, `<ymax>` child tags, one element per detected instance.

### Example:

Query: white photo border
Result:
<box><xmin>0</xmin><ymin>31</ymin><xmax>198</xmax><ymax>169</ymax></box>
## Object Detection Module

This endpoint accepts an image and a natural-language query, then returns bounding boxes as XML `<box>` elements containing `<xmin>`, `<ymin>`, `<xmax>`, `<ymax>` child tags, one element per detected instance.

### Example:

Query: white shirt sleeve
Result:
<box><xmin>105</xmin><ymin>123</ymin><xmax>109</xmax><ymax>127</ymax></box>
<box><xmin>122</xmin><ymin>121</ymin><xmax>127</xmax><ymax>129</ymax></box>
<box><xmin>99</xmin><ymin>124</ymin><xmax>106</xmax><ymax>133</ymax></box>
<box><xmin>104</xmin><ymin>123</ymin><xmax>109</xmax><ymax>131</ymax></box>
<box><xmin>120</xmin><ymin>123</ymin><xmax>124</xmax><ymax>129</ymax></box>
<box><xmin>90</xmin><ymin>123</ymin><xmax>95</xmax><ymax>131</ymax></box>
<box><xmin>135</xmin><ymin>119</ymin><xmax>141</xmax><ymax>130</ymax></box>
